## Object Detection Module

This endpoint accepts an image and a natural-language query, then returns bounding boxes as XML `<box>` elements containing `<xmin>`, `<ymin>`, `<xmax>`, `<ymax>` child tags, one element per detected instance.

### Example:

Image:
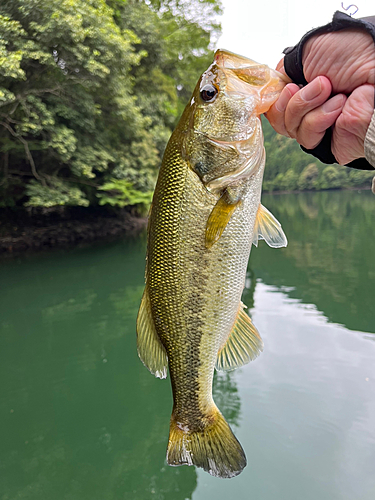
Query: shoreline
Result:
<box><xmin>0</xmin><ymin>206</ymin><xmax>147</xmax><ymax>258</ymax></box>
<box><xmin>263</xmin><ymin>185</ymin><xmax>372</xmax><ymax>196</ymax></box>
<box><xmin>0</xmin><ymin>186</ymin><xmax>372</xmax><ymax>258</ymax></box>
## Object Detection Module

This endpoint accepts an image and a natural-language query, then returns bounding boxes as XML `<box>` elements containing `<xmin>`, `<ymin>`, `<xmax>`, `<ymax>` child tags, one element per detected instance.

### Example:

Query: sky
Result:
<box><xmin>217</xmin><ymin>0</ymin><xmax>374</xmax><ymax>68</ymax></box>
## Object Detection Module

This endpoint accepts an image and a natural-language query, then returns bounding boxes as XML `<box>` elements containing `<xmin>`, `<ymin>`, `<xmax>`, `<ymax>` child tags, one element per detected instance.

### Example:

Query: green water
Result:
<box><xmin>1</xmin><ymin>190</ymin><xmax>374</xmax><ymax>500</ymax></box>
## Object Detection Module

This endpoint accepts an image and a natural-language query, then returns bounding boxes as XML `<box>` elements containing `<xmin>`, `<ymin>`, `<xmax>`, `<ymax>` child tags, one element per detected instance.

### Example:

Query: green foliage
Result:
<box><xmin>319</xmin><ymin>165</ymin><xmax>348</xmax><ymax>190</ymax></box>
<box><xmin>0</xmin><ymin>0</ymin><xmax>221</xmax><ymax>209</ymax></box>
<box><xmin>347</xmin><ymin>168</ymin><xmax>375</xmax><ymax>187</ymax></box>
<box><xmin>262</xmin><ymin>118</ymin><xmax>374</xmax><ymax>192</ymax></box>
<box><xmin>297</xmin><ymin>163</ymin><xmax>319</xmax><ymax>190</ymax></box>
<box><xmin>25</xmin><ymin>178</ymin><xmax>89</xmax><ymax>207</ymax></box>
<box><xmin>97</xmin><ymin>178</ymin><xmax>152</xmax><ymax>210</ymax></box>
<box><xmin>1</xmin><ymin>0</ymin><xmax>370</xmax><ymax>212</ymax></box>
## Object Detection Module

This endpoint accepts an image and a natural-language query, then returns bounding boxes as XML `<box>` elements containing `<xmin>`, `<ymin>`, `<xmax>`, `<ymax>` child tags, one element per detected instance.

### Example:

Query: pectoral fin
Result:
<box><xmin>136</xmin><ymin>288</ymin><xmax>168</xmax><ymax>379</ymax></box>
<box><xmin>205</xmin><ymin>194</ymin><xmax>240</xmax><ymax>249</ymax></box>
<box><xmin>252</xmin><ymin>204</ymin><xmax>287</xmax><ymax>248</ymax></box>
<box><xmin>216</xmin><ymin>303</ymin><xmax>263</xmax><ymax>371</ymax></box>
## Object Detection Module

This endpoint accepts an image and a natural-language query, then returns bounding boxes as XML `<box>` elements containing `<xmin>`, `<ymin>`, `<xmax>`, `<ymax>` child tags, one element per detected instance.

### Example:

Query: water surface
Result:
<box><xmin>1</xmin><ymin>190</ymin><xmax>374</xmax><ymax>499</ymax></box>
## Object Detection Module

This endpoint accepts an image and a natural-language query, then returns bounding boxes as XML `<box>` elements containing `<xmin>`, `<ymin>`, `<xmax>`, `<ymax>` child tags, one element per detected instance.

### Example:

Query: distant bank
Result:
<box><xmin>1</xmin><ymin>184</ymin><xmax>373</xmax><ymax>257</ymax></box>
<box><xmin>0</xmin><ymin>207</ymin><xmax>147</xmax><ymax>256</ymax></box>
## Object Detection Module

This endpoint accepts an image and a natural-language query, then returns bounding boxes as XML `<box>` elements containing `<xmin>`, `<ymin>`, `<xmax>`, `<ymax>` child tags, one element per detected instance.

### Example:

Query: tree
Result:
<box><xmin>319</xmin><ymin>165</ymin><xmax>348</xmax><ymax>190</ymax></box>
<box><xmin>297</xmin><ymin>163</ymin><xmax>319</xmax><ymax>191</ymax></box>
<box><xmin>0</xmin><ymin>0</ymin><xmax>222</xmax><ymax>208</ymax></box>
<box><xmin>262</xmin><ymin>118</ymin><xmax>373</xmax><ymax>193</ymax></box>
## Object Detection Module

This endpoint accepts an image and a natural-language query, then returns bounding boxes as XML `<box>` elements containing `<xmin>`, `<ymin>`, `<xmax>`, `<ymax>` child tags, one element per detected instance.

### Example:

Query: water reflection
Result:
<box><xmin>194</xmin><ymin>283</ymin><xmax>375</xmax><ymax>500</ymax></box>
<box><xmin>0</xmin><ymin>235</ymin><xmax>247</xmax><ymax>499</ymax></box>
<box><xmin>0</xmin><ymin>190</ymin><xmax>374</xmax><ymax>499</ymax></box>
<box><xmin>0</xmin><ymin>239</ymin><xmax>198</xmax><ymax>499</ymax></box>
<box><xmin>212</xmin><ymin>372</ymin><xmax>241</xmax><ymax>428</ymax></box>
<box><xmin>253</xmin><ymin>190</ymin><xmax>375</xmax><ymax>334</ymax></box>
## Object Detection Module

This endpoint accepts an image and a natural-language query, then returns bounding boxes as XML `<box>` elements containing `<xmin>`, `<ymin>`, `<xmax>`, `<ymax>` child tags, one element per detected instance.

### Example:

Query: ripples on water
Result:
<box><xmin>0</xmin><ymin>191</ymin><xmax>374</xmax><ymax>500</ymax></box>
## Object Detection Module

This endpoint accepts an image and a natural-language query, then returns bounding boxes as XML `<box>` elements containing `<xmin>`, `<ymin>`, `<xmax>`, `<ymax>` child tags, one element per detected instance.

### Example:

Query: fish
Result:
<box><xmin>136</xmin><ymin>49</ymin><xmax>288</xmax><ymax>478</ymax></box>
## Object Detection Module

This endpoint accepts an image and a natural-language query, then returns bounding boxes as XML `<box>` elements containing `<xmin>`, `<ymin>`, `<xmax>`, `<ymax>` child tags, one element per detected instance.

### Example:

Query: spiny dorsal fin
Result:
<box><xmin>216</xmin><ymin>303</ymin><xmax>263</xmax><ymax>372</ymax></box>
<box><xmin>136</xmin><ymin>288</ymin><xmax>168</xmax><ymax>379</ymax></box>
<box><xmin>205</xmin><ymin>196</ymin><xmax>240</xmax><ymax>249</ymax></box>
<box><xmin>252</xmin><ymin>204</ymin><xmax>287</xmax><ymax>248</ymax></box>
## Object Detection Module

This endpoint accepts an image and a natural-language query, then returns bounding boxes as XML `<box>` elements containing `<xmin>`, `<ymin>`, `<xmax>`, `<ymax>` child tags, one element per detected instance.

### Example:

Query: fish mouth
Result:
<box><xmin>188</xmin><ymin>50</ymin><xmax>287</xmax><ymax>193</ymax></box>
<box><xmin>214</xmin><ymin>48</ymin><xmax>289</xmax><ymax>83</ymax></box>
<box><xmin>214</xmin><ymin>49</ymin><xmax>264</xmax><ymax>70</ymax></box>
<box><xmin>214</xmin><ymin>49</ymin><xmax>288</xmax><ymax>112</ymax></box>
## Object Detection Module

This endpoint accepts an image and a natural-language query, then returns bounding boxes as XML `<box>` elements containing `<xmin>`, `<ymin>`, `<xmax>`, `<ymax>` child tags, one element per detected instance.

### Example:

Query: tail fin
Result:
<box><xmin>166</xmin><ymin>409</ymin><xmax>246</xmax><ymax>478</ymax></box>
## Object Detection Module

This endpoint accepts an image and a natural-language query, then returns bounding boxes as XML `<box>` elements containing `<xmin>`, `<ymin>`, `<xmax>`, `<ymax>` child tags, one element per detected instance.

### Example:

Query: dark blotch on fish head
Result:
<box><xmin>193</xmin><ymin>161</ymin><xmax>211</xmax><ymax>177</ymax></box>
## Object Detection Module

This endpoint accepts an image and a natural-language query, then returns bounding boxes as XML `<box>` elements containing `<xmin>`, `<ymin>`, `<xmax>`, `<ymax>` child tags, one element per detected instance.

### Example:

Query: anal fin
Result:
<box><xmin>136</xmin><ymin>288</ymin><xmax>168</xmax><ymax>379</ymax></box>
<box><xmin>216</xmin><ymin>303</ymin><xmax>263</xmax><ymax>372</ymax></box>
<box><xmin>252</xmin><ymin>204</ymin><xmax>287</xmax><ymax>248</ymax></box>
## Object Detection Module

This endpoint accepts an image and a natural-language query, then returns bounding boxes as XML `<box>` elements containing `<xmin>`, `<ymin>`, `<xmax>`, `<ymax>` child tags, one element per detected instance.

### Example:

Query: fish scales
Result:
<box><xmin>137</xmin><ymin>50</ymin><xmax>288</xmax><ymax>478</ymax></box>
<box><xmin>150</xmin><ymin>147</ymin><xmax>257</xmax><ymax>423</ymax></box>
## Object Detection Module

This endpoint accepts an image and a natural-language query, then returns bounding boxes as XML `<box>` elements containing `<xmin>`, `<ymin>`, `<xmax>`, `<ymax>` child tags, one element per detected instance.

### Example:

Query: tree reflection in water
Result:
<box><xmin>3</xmin><ymin>190</ymin><xmax>372</xmax><ymax>499</ymax></box>
<box><xmin>252</xmin><ymin>190</ymin><xmax>375</xmax><ymax>334</ymax></box>
<box><xmin>0</xmin><ymin>235</ymin><xmax>253</xmax><ymax>499</ymax></box>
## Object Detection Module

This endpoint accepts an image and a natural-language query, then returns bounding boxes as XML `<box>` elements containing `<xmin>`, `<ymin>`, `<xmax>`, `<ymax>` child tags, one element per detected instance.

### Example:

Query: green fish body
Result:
<box><xmin>137</xmin><ymin>50</ymin><xmax>288</xmax><ymax>478</ymax></box>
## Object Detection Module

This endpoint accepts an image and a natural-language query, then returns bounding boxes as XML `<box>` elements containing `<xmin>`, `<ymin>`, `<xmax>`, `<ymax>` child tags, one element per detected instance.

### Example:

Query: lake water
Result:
<box><xmin>1</xmin><ymin>190</ymin><xmax>374</xmax><ymax>500</ymax></box>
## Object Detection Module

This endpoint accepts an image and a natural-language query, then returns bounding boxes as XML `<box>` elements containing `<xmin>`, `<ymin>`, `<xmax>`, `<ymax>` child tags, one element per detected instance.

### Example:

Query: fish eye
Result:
<box><xmin>200</xmin><ymin>84</ymin><xmax>218</xmax><ymax>102</ymax></box>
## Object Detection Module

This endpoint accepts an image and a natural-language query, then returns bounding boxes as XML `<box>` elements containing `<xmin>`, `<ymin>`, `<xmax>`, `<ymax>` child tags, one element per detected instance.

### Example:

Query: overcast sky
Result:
<box><xmin>217</xmin><ymin>0</ymin><xmax>374</xmax><ymax>68</ymax></box>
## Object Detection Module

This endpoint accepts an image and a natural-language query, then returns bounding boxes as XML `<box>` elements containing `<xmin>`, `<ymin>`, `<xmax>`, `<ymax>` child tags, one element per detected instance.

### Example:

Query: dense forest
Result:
<box><xmin>0</xmin><ymin>0</ymin><xmax>373</xmax><ymax>214</ymax></box>
<box><xmin>0</xmin><ymin>0</ymin><xmax>222</xmax><ymax>211</ymax></box>
<box><xmin>262</xmin><ymin>118</ymin><xmax>374</xmax><ymax>193</ymax></box>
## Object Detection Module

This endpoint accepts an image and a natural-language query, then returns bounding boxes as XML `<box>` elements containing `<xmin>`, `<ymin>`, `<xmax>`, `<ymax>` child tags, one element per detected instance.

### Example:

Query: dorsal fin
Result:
<box><xmin>136</xmin><ymin>288</ymin><xmax>168</xmax><ymax>379</ymax></box>
<box><xmin>252</xmin><ymin>204</ymin><xmax>287</xmax><ymax>248</ymax></box>
<box><xmin>216</xmin><ymin>303</ymin><xmax>263</xmax><ymax>371</ymax></box>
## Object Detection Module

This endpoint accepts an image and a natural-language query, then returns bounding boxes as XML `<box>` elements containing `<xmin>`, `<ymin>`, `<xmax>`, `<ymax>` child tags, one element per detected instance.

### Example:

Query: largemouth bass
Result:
<box><xmin>137</xmin><ymin>50</ymin><xmax>288</xmax><ymax>478</ymax></box>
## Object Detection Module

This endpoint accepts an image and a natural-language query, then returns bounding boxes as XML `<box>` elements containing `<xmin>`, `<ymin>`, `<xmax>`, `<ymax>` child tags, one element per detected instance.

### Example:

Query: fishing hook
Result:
<box><xmin>340</xmin><ymin>3</ymin><xmax>359</xmax><ymax>16</ymax></box>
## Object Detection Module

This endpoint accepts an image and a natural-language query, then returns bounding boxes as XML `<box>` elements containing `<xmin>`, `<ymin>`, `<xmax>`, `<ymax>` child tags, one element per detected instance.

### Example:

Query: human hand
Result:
<box><xmin>266</xmin><ymin>30</ymin><xmax>375</xmax><ymax>165</ymax></box>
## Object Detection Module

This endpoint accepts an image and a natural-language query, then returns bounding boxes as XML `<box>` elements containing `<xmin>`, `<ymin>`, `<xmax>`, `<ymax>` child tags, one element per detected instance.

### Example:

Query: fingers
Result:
<box><xmin>275</xmin><ymin>58</ymin><xmax>285</xmax><ymax>73</ymax></box>
<box><xmin>332</xmin><ymin>84</ymin><xmax>375</xmax><ymax>164</ymax></box>
<box><xmin>268</xmin><ymin>52</ymin><xmax>375</xmax><ymax>166</ymax></box>
<box><xmin>265</xmin><ymin>83</ymin><xmax>300</xmax><ymax>136</ymax></box>
<box><xmin>292</xmin><ymin>93</ymin><xmax>346</xmax><ymax>150</ymax></box>
<box><xmin>266</xmin><ymin>76</ymin><xmax>334</xmax><ymax>141</ymax></box>
<box><xmin>285</xmin><ymin>76</ymin><xmax>332</xmax><ymax>138</ymax></box>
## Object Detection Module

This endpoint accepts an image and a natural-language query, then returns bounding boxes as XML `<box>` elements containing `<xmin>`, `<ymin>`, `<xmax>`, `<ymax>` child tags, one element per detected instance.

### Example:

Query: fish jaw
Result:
<box><xmin>214</xmin><ymin>49</ymin><xmax>288</xmax><ymax>115</ymax></box>
<box><xmin>204</xmin><ymin>121</ymin><xmax>265</xmax><ymax>193</ymax></box>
